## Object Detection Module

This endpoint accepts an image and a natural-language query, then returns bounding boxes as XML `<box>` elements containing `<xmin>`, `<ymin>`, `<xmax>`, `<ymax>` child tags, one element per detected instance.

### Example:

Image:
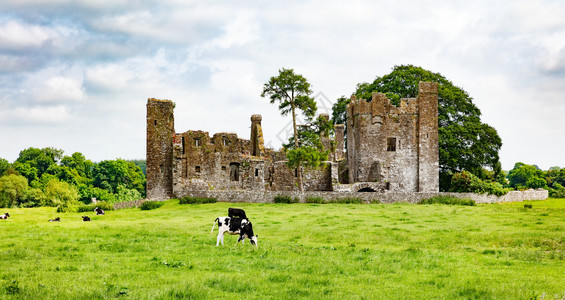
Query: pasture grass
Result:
<box><xmin>1</xmin><ymin>199</ymin><xmax>564</xmax><ymax>299</ymax></box>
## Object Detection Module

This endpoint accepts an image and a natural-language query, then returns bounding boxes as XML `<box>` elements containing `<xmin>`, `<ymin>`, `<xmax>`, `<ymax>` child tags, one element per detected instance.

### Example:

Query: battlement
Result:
<box><xmin>348</xmin><ymin>93</ymin><xmax>419</xmax><ymax>120</ymax></box>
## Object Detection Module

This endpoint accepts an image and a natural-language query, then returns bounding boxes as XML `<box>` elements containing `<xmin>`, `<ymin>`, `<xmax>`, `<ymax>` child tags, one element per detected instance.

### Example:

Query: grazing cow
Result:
<box><xmin>228</xmin><ymin>207</ymin><xmax>247</xmax><ymax>219</ymax></box>
<box><xmin>49</xmin><ymin>217</ymin><xmax>61</xmax><ymax>222</ymax></box>
<box><xmin>82</xmin><ymin>216</ymin><xmax>91</xmax><ymax>222</ymax></box>
<box><xmin>0</xmin><ymin>213</ymin><xmax>10</xmax><ymax>220</ymax></box>
<box><xmin>94</xmin><ymin>207</ymin><xmax>105</xmax><ymax>215</ymax></box>
<box><xmin>211</xmin><ymin>217</ymin><xmax>257</xmax><ymax>246</ymax></box>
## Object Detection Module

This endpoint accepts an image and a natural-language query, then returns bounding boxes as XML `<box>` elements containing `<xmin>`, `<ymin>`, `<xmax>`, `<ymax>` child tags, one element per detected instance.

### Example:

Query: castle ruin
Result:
<box><xmin>146</xmin><ymin>82</ymin><xmax>439</xmax><ymax>199</ymax></box>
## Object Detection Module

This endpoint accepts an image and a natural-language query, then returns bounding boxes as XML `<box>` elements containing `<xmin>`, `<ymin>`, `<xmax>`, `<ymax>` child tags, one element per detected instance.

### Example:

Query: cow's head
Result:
<box><xmin>241</xmin><ymin>219</ymin><xmax>258</xmax><ymax>246</ymax></box>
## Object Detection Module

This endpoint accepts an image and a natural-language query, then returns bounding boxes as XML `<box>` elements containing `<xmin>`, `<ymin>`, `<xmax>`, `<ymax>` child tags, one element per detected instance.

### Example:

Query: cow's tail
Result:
<box><xmin>211</xmin><ymin>217</ymin><xmax>219</xmax><ymax>234</ymax></box>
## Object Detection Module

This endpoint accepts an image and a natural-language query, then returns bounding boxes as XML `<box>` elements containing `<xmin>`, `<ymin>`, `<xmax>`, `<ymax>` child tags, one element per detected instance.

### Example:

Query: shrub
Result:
<box><xmin>419</xmin><ymin>195</ymin><xmax>475</xmax><ymax>206</ymax></box>
<box><xmin>273</xmin><ymin>195</ymin><xmax>299</xmax><ymax>203</ymax></box>
<box><xmin>305</xmin><ymin>197</ymin><xmax>325</xmax><ymax>204</ymax></box>
<box><xmin>178</xmin><ymin>196</ymin><xmax>217</xmax><ymax>204</ymax></box>
<box><xmin>140</xmin><ymin>201</ymin><xmax>164</xmax><ymax>210</ymax></box>
<box><xmin>327</xmin><ymin>197</ymin><xmax>363</xmax><ymax>204</ymax></box>
<box><xmin>77</xmin><ymin>201</ymin><xmax>114</xmax><ymax>212</ymax></box>
<box><xmin>450</xmin><ymin>171</ymin><xmax>510</xmax><ymax>196</ymax></box>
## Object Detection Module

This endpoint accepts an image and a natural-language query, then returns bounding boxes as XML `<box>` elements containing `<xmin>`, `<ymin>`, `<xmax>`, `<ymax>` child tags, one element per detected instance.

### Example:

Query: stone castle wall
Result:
<box><xmin>346</xmin><ymin>82</ymin><xmax>438</xmax><ymax>193</ymax></box>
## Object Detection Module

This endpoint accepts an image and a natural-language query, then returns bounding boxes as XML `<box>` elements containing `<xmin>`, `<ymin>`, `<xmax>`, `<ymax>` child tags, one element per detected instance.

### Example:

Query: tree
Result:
<box><xmin>61</xmin><ymin>152</ymin><xmax>94</xmax><ymax>179</ymax></box>
<box><xmin>44</xmin><ymin>178</ymin><xmax>79</xmax><ymax>211</ymax></box>
<box><xmin>0</xmin><ymin>158</ymin><xmax>10</xmax><ymax>176</ymax></box>
<box><xmin>93</xmin><ymin>159</ymin><xmax>146</xmax><ymax>197</ymax></box>
<box><xmin>15</xmin><ymin>147</ymin><xmax>63</xmax><ymax>179</ymax></box>
<box><xmin>0</xmin><ymin>174</ymin><xmax>29</xmax><ymax>207</ymax></box>
<box><xmin>508</xmin><ymin>162</ymin><xmax>546</xmax><ymax>190</ymax></box>
<box><xmin>333</xmin><ymin>65</ymin><xmax>503</xmax><ymax>191</ymax></box>
<box><xmin>261</xmin><ymin>68</ymin><xmax>319</xmax><ymax>191</ymax></box>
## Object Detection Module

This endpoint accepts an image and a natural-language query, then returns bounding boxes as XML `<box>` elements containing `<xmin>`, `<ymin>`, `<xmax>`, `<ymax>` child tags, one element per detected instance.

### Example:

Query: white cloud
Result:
<box><xmin>0</xmin><ymin>105</ymin><xmax>70</xmax><ymax>124</ymax></box>
<box><xmin>0</xmin><ymin>20</ymin><xmax>55</xmax><ymax>50</ymax></box>
<box><xmin>31</xmin><ymin>76</ymin><xmax>85</xmax><ymax>103</ymax></box>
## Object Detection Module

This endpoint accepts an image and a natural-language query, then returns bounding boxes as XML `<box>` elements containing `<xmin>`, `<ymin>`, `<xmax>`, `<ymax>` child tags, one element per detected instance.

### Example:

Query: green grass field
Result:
<box><xmin>1</xmin><ymin>199</ymin><xmax>564</xmax><ymax>299</ymax></box>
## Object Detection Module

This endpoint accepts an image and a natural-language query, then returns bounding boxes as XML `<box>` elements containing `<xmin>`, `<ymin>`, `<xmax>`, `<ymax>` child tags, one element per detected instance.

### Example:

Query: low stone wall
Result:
<box><xmin>175</xmin><ymin>188</ymin><xmax>548</xmax><ymax>204</ymax></box>
<box><xmin>113</xmin><ymin>199</ymin><xmax>146</xmax><ymax>209</ymax></box>
<box><xmin>118</xmin><ymin>189</ymin><xmax>547</xmax><ymax>209</ymax></box>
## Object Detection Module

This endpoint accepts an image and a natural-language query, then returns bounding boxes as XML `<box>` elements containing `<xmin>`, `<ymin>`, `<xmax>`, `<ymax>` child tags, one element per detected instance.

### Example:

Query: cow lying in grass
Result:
<box><xmin>82</xmin><ymin>216</ymin><xmax>91</xmax><ymax>222</ymax></box>
<box><xmin>211</xmin><ymin>217</ymin><xmax>257</xmax><ymax>246</ymax></box>
<box><xmin>49</xmin><ymin>217</ymin><xmax>60</xmax><ymax>222</ymax></box>
<box><xmin>0</xmin><ymin>213</ymin><xmax>10</xmax><ymax>219</ymax></box>
<box><xmin>94</xmin><ymin>207</ymin><xmax>105</xmax><ymax>215</ymax></box>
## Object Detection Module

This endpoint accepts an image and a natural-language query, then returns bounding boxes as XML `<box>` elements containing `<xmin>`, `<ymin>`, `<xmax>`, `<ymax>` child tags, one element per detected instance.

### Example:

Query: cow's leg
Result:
<box><xmin>216</xmin><ymin>231</ymin><xmax>224</xmax><ymax>246</ymax></box>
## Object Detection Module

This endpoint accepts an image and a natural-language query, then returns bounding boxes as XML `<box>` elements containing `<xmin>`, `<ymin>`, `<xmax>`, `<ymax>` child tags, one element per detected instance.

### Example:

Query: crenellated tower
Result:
<box><xmin>346</xmin><ymin>81</ymin><xmax>438</xmax><ymax>192</ymax></box>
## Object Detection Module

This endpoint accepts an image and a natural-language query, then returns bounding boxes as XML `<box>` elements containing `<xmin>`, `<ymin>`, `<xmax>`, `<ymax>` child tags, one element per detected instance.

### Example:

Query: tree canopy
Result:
<box><xmin>332</xmin><ymin>65</ymin><xmax>503</xmax><ymax>191</ymax></box>
<box><xmin>261</xmin><ymin>68</ymin><xmax>326</xmax><ymax>191</ymax></box>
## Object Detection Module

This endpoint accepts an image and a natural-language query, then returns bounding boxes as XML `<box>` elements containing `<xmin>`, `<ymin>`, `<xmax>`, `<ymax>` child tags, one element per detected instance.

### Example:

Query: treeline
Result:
<box><xmin>447</xmin><ymin>163</ymin><xmax>565</xmax><ymax>197</ymax></box>
<box><xmin>0</xmin><ymin>147</ymin><xmax>146</xmax><ymax>210</ymax></box>
<box><xmin>507</xmin><ymin>163</ymin><xmax>565</xmax><ymax>198</ymax></box>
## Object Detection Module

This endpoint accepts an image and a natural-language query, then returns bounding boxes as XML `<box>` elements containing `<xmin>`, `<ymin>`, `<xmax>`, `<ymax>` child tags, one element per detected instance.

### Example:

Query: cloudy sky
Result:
<box><xmin>0</xmin><ymin>0</ymin><xmax>563</xmax><ymax>170</ymax></box>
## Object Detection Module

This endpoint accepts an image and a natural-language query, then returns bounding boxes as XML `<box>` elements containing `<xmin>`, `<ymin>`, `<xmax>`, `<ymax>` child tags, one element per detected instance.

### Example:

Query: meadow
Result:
<box><xmin>1</xmin><ymin>199</ymin><xmax>564</xmax><ymax>299</ymax></box>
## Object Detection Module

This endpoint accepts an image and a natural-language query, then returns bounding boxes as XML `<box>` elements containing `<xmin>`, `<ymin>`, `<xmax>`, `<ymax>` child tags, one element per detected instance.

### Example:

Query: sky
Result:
<box><xmin>0</xmin><ymin>0</ymin><xmax>563</xmax><ymax>171</ymax></box>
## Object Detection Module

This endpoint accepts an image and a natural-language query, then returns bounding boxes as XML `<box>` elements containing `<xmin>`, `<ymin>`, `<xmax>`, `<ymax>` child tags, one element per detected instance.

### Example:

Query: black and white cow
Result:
<box><xmin>211</xmin><ymin>217</ymin><xmax>257</xmax><ymax>246</ymax></box>
<box><xmin>49</xmin><ymin>217</ymin><xmax>60</xmax><ymax>222</ymax></box>
<box><xmin>94</xmin><ymin>207</ymin><xmax>105</xmax><ymax>215</ymax></box>
<box><xmin>82</xmin><ymin>216</ymin><xmax>91</xmax><ymax>222</ymax></box>
<box><xmin>228</xmin><ymin>207</ymin><xmax>247</xmax><ymax>219</ymax></box>
<box><xmin>0</xmin><ymin>213</ymin><xmax>10</xmax><ymax>220</ymax></box>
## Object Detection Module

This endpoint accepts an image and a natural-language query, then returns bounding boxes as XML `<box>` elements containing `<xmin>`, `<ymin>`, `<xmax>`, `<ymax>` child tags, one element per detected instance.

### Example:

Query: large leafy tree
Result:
<box><xmin>261</xmin><ymin>68</ymin><xmax>321</xmax><ymax>191</ymax></box>
<box><xmin>93</xmin><ymin>159</ymin><xmax>146</xmax><ymax>197</ymax></box>
<box><xmin>0</xmin><ymin>174</ymin><xmax>29</xmax><ymax>208</ymax></box>
<box><xmin>333</xmin><ymin>65</ymin><xmax>502</xmax><ymax>191</ymax></box>
<box><xmin>0</xmin><ymin>158</ymin><xmax>10</xmax><ymax>176</ymax></box>
<box><xmin>15</xmin><ymin>147</ymin><xmax>63</xmax><ymax>178</ymax></box>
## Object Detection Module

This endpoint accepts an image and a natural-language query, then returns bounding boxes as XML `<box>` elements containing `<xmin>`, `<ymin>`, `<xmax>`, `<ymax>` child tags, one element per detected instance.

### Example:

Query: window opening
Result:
<box><xmin>194</xmin><ymin>138</ymin><xmax>200</xmax><ymax>147</ymax></box>
<box><xmin>230</xmin><ymin>163</ymin><xmax>240</xmax><ymax>181</ymax></box>
<box><xmin>182</xmin><ymin>137</ymin><xmax>185</xmax><ymax>154</ymax></box>
<box><xmin>195</xmin><ymin>166</ymin><xmax>201</xmax><ymax>173</ymax></box>
<box><xmin>387</xmin><ymin>138</ymin><xmax>396</xmax><ymax>152</ymax></box>
<box><xmin>255</xmin><ymin>168</ymin><xmax>259</xmax><ymax>177</ymax></box>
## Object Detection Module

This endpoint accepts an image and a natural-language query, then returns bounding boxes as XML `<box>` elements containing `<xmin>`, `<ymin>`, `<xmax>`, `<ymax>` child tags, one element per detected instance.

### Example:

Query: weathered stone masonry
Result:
<box><xmin>347</xmin><ymin>82</ymin><xmax>439</xmax><ymax>192</ymax></box>
<box><xmin>146</xmin><ymin>99</ymin><xmax>174</xmax><ymax>199</ymax></box>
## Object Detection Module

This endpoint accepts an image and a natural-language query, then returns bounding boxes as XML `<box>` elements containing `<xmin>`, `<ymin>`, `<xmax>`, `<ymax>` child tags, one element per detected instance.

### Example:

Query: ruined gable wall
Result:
<box><xmin>172</xmin><ymin>130</ymin><xmax>266</xmax><ymax>191</ymax></box>
<box><xmin>271</xmin><ymin>161</ymin><xmax>334</xmax><ymax>191</ymax></box>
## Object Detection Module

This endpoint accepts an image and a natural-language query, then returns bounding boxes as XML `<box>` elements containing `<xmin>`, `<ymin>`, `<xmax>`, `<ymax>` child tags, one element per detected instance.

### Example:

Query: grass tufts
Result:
<box><xmin>178</xmin><ymin>196</ymin><xmax>217</xmax><ymax>204</ymax></box>
<box><xmin>139</xmin><ymin>201</ymin><xmax>164</xmax><ymax>210</ymax></box>
<box><xmin>419</xmin><ymin>195</ymin><xmax>475</xmax><ymax>206</ymax></box>
<box><xmin>273</xmin><ymin>195</ymin><xmax>299</xmax><ymax>203</ymax></box>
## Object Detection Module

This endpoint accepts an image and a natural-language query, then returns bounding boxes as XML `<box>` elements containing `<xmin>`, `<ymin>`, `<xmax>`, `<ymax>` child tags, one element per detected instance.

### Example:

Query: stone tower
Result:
<box><xmin>417</xmin><ymin>82</ymin><xmax>439</xmax><ymax>192</ymax></box>
<box><xmin>346</xmin><ymin>81</ymin><xmax>438</xmax><ymax>192</ymax></box>
<box><xmin>146</xmin><ymin>98</ymin><xmax>175</xmax><ymax>199</ymax></box>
